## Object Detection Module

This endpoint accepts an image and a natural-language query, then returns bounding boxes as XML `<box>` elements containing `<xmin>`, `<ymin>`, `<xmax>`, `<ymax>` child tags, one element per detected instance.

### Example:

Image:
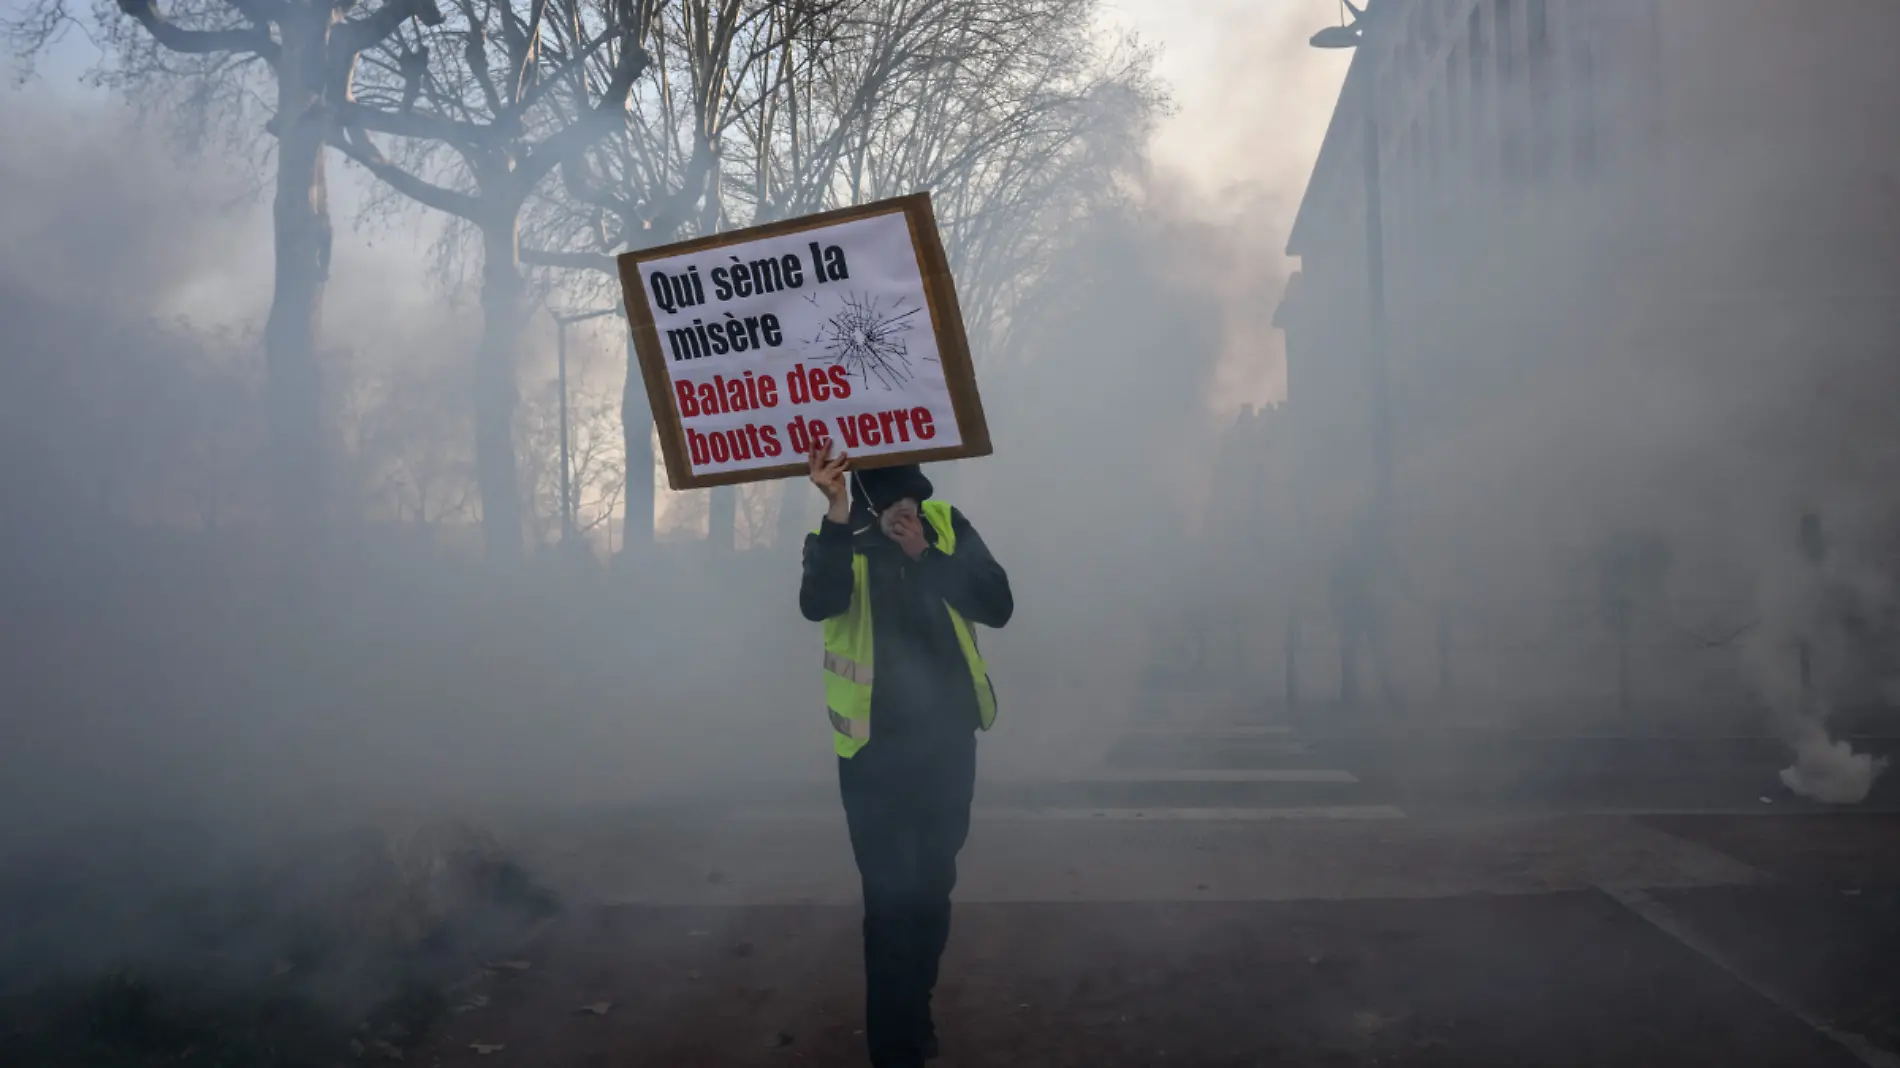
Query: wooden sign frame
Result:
<box><xmin>616</xmin><ymin>192</ymin><xmax>993</xmax><ymax>491</ymax></box>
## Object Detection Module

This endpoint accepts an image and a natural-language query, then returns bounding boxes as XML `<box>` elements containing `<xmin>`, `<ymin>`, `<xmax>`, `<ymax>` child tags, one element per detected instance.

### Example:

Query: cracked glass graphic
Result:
<box><xmin>805</xmin><ymin>292</ymin><xmax>930</xmax><ymax>390</ymax></box>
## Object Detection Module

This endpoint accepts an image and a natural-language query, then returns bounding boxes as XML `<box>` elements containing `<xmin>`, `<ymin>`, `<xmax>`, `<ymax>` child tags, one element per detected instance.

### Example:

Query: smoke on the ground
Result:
<box><xmin>2</xmin><ymin>1</ymin><xmax>1898</xmax><ymax>1036</ymax></box>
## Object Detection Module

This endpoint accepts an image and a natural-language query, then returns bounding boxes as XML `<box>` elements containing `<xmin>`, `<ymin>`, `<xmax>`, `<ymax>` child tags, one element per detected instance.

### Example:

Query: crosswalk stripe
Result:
<box><xmin>981</xmin><ymin>805</ymin><xmax>1406</xmax><ymax>822</ymax></box>
<box><xmin>1052</xmin><ymin>769</ymin><xmax>1358</xmax><ymax>784</ymax></box>
<box><xmin>1121</xmin><ymin>724</ymin><xmax>1294</xmax><ymax>737</ymax></box>
<box><xmin>1104</xmin><ymin>739</ymin><xmax>1315</xmax><ymax>757</ymax></box>
<box><xmin>728</xmin><ymin>805</ymin><xmax>1407</xmax><ymax>823</ymax></box>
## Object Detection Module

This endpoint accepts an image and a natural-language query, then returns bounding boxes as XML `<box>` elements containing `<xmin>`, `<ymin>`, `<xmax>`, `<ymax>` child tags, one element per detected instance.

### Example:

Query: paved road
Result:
<box><xmin>1093</xmin><ymin>692</ymin><xmax>1900</xmax><ymax>819</ymax></box>
<box><xmin>491</xmin><ymin>690</ymin><xmax>1899</xmax><ymax>1067</ymax></box>
<box><xmin>669</xmin><ymin>690</ymin><xmax>1899</xmax><ymax>824</ymax></box>
<box><xmin>7</xmin><ymin>689</ymin><xmax>1894</xmax><ymax>1067</ymax></box>
<box><xmin>422</xmin><ymin>890</ymin><xmax>1894</xmax><ymax>1068</ymax></box>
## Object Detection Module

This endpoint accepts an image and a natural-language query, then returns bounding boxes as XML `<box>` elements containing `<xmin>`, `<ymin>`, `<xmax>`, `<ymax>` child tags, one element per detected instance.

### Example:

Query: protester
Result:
<box><xmin>799</xmin><ymin>443</ymin><xmax>1013</xmax><ymax>1068</ymax></box>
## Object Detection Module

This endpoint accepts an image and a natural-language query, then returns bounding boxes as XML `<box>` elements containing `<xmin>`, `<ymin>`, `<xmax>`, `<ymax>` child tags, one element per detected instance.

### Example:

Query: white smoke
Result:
<box><xmin>1780</xmin><ymin>718</ymin><xmax>1889</xmax><ymax>805</ymax></box>
<box><xmin>1746</xmin><ymin>504</ymin><xmax>1894</xmax><ymax>805</ymax></box>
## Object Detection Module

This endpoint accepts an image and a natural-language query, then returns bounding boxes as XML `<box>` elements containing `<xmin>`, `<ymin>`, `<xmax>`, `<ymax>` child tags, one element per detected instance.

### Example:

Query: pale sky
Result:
<box><xmin>1087</xmin><ymin>0</ymin><xmax>1353</xmax><ymax>409</ymax></box>
<box><xmin>1103</xmin><ymin>0</ymin><xmax>1351</xmax><ymax>198</ymax></box>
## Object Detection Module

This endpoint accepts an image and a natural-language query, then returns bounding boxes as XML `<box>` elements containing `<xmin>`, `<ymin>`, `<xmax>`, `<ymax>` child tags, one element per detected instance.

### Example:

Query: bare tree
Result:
<box><xmin>524</xmin><ymin>0</ymin><xmax>1159</xmax><ymax>549</ymax></box>
<box><xmin>340</xmin><ymin>348</ymin><xmax>480</xmax><ymax>540</ymax></box>
<box><xmin>333</xmin><ymin>0</ymin><xmax>663</xmax><ymax>559</ymax></box>
<box><xmin>523</xmin><ymin>0</ymin><xmax>831</xmax><ymax>554</ymax></box>
<box><xmin>5</xmin><ymin>0</ymin><xmax>448</xmax><ymax>557</ymax></box>
<box><xmin>518</xmin><ymin>377</ymin><xmax>622</xmax><ymax>553</ymax></box>
<box><xmin>731</xmin><ymin>0</ymin><xmax>1161</xmax><ymax>354</ymax></box>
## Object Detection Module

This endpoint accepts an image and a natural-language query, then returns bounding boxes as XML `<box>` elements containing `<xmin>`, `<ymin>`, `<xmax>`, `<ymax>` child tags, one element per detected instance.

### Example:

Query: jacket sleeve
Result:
<box><xmin>799</xmin><ymin>519</ymin><xmax>856</xmax><ymax>621</ymax></box>
<box><xmin>922</xmin><ymin>508</ymin><xmax>1014</xmax><ymax>628</ymax></box>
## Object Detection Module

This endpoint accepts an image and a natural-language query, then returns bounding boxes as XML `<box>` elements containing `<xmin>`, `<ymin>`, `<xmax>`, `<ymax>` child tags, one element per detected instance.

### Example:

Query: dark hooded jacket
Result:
<box><xmin>798</xmin><ymin>466</ymin><xmax>1013</xmax><ymax>744</ymax></box>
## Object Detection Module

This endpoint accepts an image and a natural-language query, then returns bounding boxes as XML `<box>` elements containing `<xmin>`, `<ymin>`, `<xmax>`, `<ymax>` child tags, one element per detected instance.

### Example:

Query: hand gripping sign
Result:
<box><xmin>617</xmin><ymin>193</ymin><xmax>993</xmax><ymax>490</ymax></box>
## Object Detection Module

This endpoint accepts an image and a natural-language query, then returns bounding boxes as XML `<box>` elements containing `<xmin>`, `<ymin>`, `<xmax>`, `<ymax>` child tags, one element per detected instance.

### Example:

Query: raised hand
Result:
<box><xmin>808</xmin><ymin>442</ymin><xmax>851</xmax><ymax>524</ymax></box>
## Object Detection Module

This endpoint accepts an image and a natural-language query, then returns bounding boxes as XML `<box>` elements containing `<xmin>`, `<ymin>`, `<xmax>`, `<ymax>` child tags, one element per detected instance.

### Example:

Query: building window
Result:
<box><xmin>1468</xmin><ymin>5</ymin><xmax>1488</xmax><ymax>183</ymax></box>
<box><xmin>1496</xmin><ymin>0</ymin><xmax>1520</xmax><ymax>185</ymax></box>
<box><xmin>1427</xmin><ymin>85</ymin><xmax>1445</xmax><ymax>195</ymax></box>
<box><xmin>1571</xmin><ymin>38</ymin><xmax>1598</xmax><ymax>178</ymax></box>
<box><xmin>1528</xmin><ymin>0</ymin><xmax>1552</xmax><ymax>182</ymax></box>
<box><xmin>1445</xmin><ymin>47</ymin><xmax>1462</xmax><ymax>191</ymax></box>
<box><xmin>1408</xmin><ymin>119</ymin><xmax>1424</xmax><ymax>251</ymax></box>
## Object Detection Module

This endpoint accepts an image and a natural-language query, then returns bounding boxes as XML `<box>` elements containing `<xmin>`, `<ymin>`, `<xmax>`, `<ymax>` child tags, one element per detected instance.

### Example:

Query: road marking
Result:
<box><xmin>1602</xmin><ymin>886</ymin><xmax>1900</xmax><ymax>1068</ymax></box>
<box><xmin>728</xmin><ymin>805</ymin><xmax>1407</xmax><ymax>823</ymax></box>
<box><xmin>1056</xmin><ymin>769</ymin><xmax>1358</xmax><ymax>784</ymax></box>
<box><xmin>1579</xmin><ymin>807</ymin><xmax>1889</xmax><ymax>818</ymax></box>
<box><xmin>1161</xmin><ymin>695</ymin><xmax>1267</xmax><ymax>718</ymax></box>
<box><xmin>983</xmin><ymin>806</ymin><xmax>1405</xmax><ymax>822</ymax></box>
<box><xmin>1122</xmin><ymin>724</ymin><xmax>1295</xmax><ymax>737</ymax></box>
<box><xmin>1098</xmin><ymin>739</ymin><xmax>1315</xmax><ymax>757</ymax></box>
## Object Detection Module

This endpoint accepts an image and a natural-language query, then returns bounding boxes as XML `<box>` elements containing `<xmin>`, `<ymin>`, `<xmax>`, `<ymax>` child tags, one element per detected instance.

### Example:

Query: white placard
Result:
<box><xmin>634</xmin><ymin>209</ymin><xmax>964</xmax><ymax>482</ymax></box>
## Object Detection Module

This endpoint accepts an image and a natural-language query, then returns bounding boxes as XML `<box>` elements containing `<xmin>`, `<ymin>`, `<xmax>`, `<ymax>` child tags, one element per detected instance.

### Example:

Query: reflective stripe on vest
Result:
<box><xmin>828</xmin><ymin>706</ymin><xmax>871</xmax><ymax>741</ymax></box>
<box><xmin>819</xmin><ymin>499</ymin><xmax>996</xmax><ymax>758</ymax></box>
<box><xmin>822</xmin><ymin>649</ymin><xmax>873</xmax><ymax>686</ymax></box>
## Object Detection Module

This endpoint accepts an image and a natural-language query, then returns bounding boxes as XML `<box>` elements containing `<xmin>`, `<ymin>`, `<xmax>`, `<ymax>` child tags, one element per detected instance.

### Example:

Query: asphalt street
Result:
<box><xmin>471</xmin><ymin>691</ymin><xmax>1900</xmax><ymax>1067</ymax></box>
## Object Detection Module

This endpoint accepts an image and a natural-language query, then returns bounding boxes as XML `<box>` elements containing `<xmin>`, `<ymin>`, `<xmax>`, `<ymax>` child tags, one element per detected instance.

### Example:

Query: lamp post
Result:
<box><xmin>1311</xmin><ymin>0</ymin><xmax>1395</xmax><ymax>527</ymax></box>
<box><xmin>551</xmin><ymin>306</ymin><xmax>623</xmax><ymax>547</ymax></box>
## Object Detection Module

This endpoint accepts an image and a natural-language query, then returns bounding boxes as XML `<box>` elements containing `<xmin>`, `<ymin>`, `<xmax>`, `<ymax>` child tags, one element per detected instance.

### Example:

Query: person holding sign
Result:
<box><xmin>618</xmin><ymin>194</ymin><xmax>993</xmax><ymax>492</ymax></box>
<box><xmin>799</xmin><ymin>444</ymin><xmax>1012</xmax><ymax>1068</ymax></box>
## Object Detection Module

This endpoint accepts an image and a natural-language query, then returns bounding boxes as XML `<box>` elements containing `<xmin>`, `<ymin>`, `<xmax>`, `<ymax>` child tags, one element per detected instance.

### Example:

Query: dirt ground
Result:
<box><xmin>419</xmin><ymin>892</ymin><xmax>1863</xmax><ymax>1068</ymax></box>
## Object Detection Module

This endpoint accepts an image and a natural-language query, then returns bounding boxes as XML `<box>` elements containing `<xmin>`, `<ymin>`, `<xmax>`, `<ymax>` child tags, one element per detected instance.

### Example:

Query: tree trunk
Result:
<box><xmin>708</xmin><ymin>484</ymin><xmax>736</xmax><ymax>552</ymax></box>
<box><xmin>474</xmin><ymin>215</ymin><xmax>526</xmax><ymax>559</ymax></box>
<box><xmin>263</xmin><ymin>10</ymin><xmax>337</xmax><ymax>563</ymax></box>
<box><xmin>776</xmin><ymin>481</ymin><xmax>810</xmax><ymax>555</ymax></box>
<box><xmin>696</xmin><ymin>158</ymin><xmax>734</xmax><ymax>553</ymax></box>
<box><xmin>620</xmin><ymin>330</ymin><xmax>654</xmax><ymax>552</ymax></box>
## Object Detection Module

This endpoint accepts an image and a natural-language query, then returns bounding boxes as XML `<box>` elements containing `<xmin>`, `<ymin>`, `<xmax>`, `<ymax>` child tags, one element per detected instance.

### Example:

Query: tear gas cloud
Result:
<box><xmin>0</xmin><ymin>0</ymin><xmax>1896</xmax><ymax>1016</ymax></box>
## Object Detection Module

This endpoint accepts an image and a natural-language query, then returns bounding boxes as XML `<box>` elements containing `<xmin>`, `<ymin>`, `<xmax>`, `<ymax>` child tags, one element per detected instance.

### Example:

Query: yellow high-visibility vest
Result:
<box><xmin>819</xmin><ymin>499</ymin><xmax>997</xmax><ymax>758</ymax></box>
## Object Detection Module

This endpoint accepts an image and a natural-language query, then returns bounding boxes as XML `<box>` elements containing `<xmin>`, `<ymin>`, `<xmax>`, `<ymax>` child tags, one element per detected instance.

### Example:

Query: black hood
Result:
<box><xmin>851</xmin><ymin>464</ymin><xmax>933</xmax><ymax>513</ymax></box>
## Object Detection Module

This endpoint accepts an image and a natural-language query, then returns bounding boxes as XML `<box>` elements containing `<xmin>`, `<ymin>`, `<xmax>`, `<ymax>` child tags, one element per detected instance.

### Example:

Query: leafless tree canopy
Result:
<box><xmin>5</xmin><ymin>0</ymin><xmax>450</xmax><ymax>560</ymax></box>
<box><xmin>337</xmin><ymin>0</ymin><xmax>666</xmax><ymax>233</ymax></box>
<box><xmin>5</xmin><ymin>0</ymin><xmax>1161</xmax><ymax>561</ymax></box>
<box><xmin>513</xmin><ymin>0</ymin><xmax>1163</xmax><ymax>544</ymax></box>
<box><xmin>531</xmin><ymin>0</ymin><xmax>1163</xmax><ymax>352</ymax></box>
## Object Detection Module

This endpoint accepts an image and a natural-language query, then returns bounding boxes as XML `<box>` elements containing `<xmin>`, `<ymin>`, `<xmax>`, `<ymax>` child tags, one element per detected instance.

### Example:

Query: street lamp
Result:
<box><xmin>1310</xmin><ymin>0</ymin><xmax>1395</xmax><ymax>529</ymax></box>
<box><xmin>550</xmin><ymin>305</ymin><xmax>623</xmax><ymax>547</ymax></box>
<box><xmin>1310</xmin><ymin>24</ymin><xmax>1362</xmax><ymax>49</ymax></box>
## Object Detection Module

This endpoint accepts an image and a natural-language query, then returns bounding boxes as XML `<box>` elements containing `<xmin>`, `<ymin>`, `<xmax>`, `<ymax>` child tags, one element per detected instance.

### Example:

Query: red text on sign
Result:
<box><xmin>833</xmin><ymin>407</ymin><xmax>936</xmax><ymax>450</ymax></box>
<box><xmin>785</xmin><ymin>363</ymin><xmax>854</xmax><ymax>404</ymax></box>
<box><xmin>687</xmin><ymin>423</ymin><xmax>785</xmax><ymax>466</ymax></box>
<box><xmin>674</xmin><ymin>372</ymin><xmax>779</xmax><ymax>418</ymax></box>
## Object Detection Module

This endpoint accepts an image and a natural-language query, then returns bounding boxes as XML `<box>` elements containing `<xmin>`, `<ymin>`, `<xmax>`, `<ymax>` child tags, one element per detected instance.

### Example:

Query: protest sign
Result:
<box><xmin>617</xmin><ymin>193</ymin><xmax>991</xmax><ymax>489</ymax></box>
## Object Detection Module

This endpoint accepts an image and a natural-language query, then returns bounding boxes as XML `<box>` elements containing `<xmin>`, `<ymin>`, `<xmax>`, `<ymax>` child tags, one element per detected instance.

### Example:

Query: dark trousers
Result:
<box><xmin>838</xmin><ymin>732</ymin><xmax>976</xmax><ymax>1068</ymax></box>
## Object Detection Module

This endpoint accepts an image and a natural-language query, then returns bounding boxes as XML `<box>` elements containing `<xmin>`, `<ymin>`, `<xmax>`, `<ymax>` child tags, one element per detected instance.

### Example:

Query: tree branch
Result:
<box><xmin>518</xmin><ymin>1</ymin><xmax>661</xmax><ymax>187</ymax></box>
<box><xmin>335</xmin><ymin>0</ymin><xmax>448</xmax><ymax>57</ymax></box>
<box><xmin>521</xmin><ymin>247</ymin><xmax>614</xmax><ymax>274</ymax></box>
<box><xmin>227</xmin><ymin>0</ymin><xmax>286</xmax><ymax>27</ymax></box>
<box><xmin>115</xmin><ymin>0</ymin><xmax>277</xmax><ymax>61</ymax></box>
<box><xmin>464</xmin><ymin>24</ymin><xmax>505</xmax><ymax>117</ymax></box>
<box><xmin>519</xmin><ymin>45</ymin><xmax>647</xmax><ymax>186</ymax></box>
<box><xmin>332</xmin><ymin>124</ymin><xmax>483</xmax><ymax>221</ymax></box>
<box><xmin>334</xmin><ymin>97</ymin><xmax>484</xmax><ymax>147</ymax></box>
<box><xmin>515</xmin><ymin>25</ymin><xmax>615</xmax><ymax>115</ymax></box>
<box><xmin>554</xmin><ymin>147</ymin><xmax>628</xmax><ymax>216</ymax></box>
